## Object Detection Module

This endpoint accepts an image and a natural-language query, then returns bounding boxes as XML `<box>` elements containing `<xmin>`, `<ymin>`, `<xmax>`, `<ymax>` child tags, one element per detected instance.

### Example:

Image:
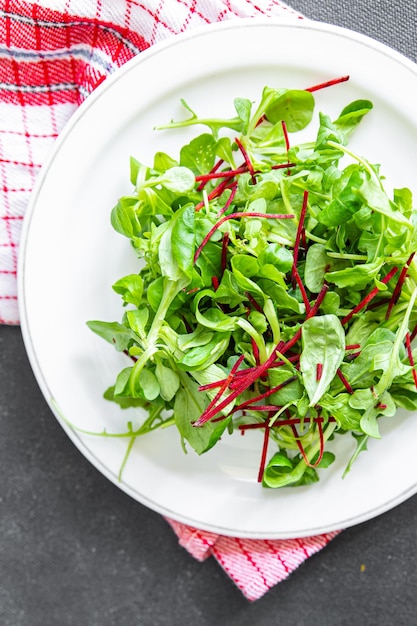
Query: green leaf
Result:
<box><xmin>126</xmin><ymin>308</ymin><xmax>149</xmax><ymax>340</ymax></box>
<box><xmin>318</xmin><ymin>168</ymin><xmax>365</xmax><ymax>227</ymax></box>
<box><xmin>177</xmin><ymin>333</ymin><xmax>231</xmax><ymax>371</ymax></box>
<box><xmin>86</xmin><ymin>320</ymin><xmax>137</xmax><ymax>352</ymax></box>
<box><xmin>194</xmin><ymin>290</ymin><xmax>239</xmax><ymax>331</ymax></box>
<box><xmin>356</xmin><ymin>177</ymin><xmax>412</xmax><ymax>228</ymax></box>
<box><xmin>258</xmin><ymin>243</ymin><xmax>293</xmax><ymax>273</ymax></box>
<box><xmin>265</xmin><ymin>89</ymin><xmax>315</xmax><ymax>132</ymax></box>
<box><xmin>158</xmin><ymin>210</ymin><xmax>192</xmax><ymax>284</ymax></box>
<box><xmin>234</xmin><ymin>97</ymin><xmax>252</xmax><ymax>134</ymax></box>
<box><xmin>153</xmin><ymin>151</ymin><xmax>178</xmax><ymax>173</ymax></box>
<box><xmin>155</xmin><ymin>362</ymin><xmax>180</xmax><ymax>401</ymax></box>
<box><xmin>332</xmin><ymin>99</ymin><xmax>373</xmax><ymax>142</ymax></box>
<box><xmin>174</xmin><ymin>377</ymin><xmax>230</xmax><ymax>454</ymax></box>
<box><xmin>304</xmin><ymin>244</ymin><xmax>329</xmax><ymax>293</ymax></box>
<box><xmin>320</xmin><ymin>392</ymin><xmax>361</xmax><ymax>430</ymax></box>
<box><xmin>300</xmin><ymin>314</ymin><xmax>345</xmax><ymax>406</ymax></box>
<box><xmin>159</xmin><ymin>166</ymin><xmax>195</xmax><ymax>193</ymax></box>
<box><xmin>112</xmin><ymin>274</ymin><xmax>143</xmax><ymax>307</ymax></box>
<box><xmin>180</xmin><ymin>134</ymin><xmax>216</xmax><ymax>175</ymax></box>
<box><xmin>139</xmin><ymin>368</ymin><xmax>161</xmax><ymax>401</ymax></box>
<box><xmin>171</xmin><ymin>204</ymin><xmax>195</xmax><ymax>278</ymax></box>
<box><xmin>258</xmin><ymin>279</ymin><xmax>305</xmax><ymax>314</ymax></box>
<box><xmin>325</xmin><ymin>258</ymin><xmax>384</xmax><ymax>290</ymax></box>
<box><xmin>110</xmin><ymin>196</ymin><xmax>139</xmax><ymax>239</ymax></box>
<box><xmin>103</xmin><ymin>385</ymin><xmax>146</xmax><ymax>409</ymax></box>
<box><xmin>268</xmin><ymin>367</ymin><xmax>303</xmax><ymax>405</ymax></box>
<box><xmin>342</xmin><ymin>432</ymin><xmax>369</xmax><ymax>477</ymax></box>
<box><xmin>177</xmin><ymin>327</ymin><xmax>214</xmax><ymax>351</ymax></box>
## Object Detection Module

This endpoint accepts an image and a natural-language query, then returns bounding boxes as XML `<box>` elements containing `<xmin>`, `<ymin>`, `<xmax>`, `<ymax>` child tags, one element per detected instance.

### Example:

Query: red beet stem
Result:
<box><xmin>281</xmin><ymin>120</ymin><xmax>290</xmax><ymax>152</ymax></box>
<box><xmin>405</xmin><ymin>332</ymin><xmax>417</xmax><ymax>391</ymax></box>
<box><xmin>234</xmin><ymin>137</ymin><xmax>256</xmax><ymax>181</ymax></box>
<box><xmin>220</xmin><ymin>231</ymin><xmax>230</xmax><ymax>276</ymax></box>
<box><xmin>195</xmin><ymin>165</ymin><xmax>247</xmax><ymax>182</ymax></box>
<box><xmin>239</xmin><ymin>416</ymin><xmax>336</xmax><ymax>430</ymax></box>
<box><xmin>216</xmin><ymin>183</ymin><xmax>238</xmax><ymax>218</ymax></box>
<box><xmin>233</xmin><ymin>375</ymin><xmax>298</xmax><ymax>413</ymax></box>
<box><xmin>385</xmin><ymin>253</ymin><xmax>415</xmax><ymax>320</ymax></box>
<box><xmin>316</xmin><ymin>363</ymin><xmax>323</xmax><ymax>382</ymax></box>
<box><xmin>257</xmin><ymin>425</ymin><xmax>270</xmax><ymax>482</ymax></box>
<box><xmin>341</xmin><ymin>266</ymin><xmax>399</xmax><ymax>325</ymax></box>
<box><xmin>306</xmin><ymin>75</ymin><xmax>350</xmax><ymax>93</ymax></box>
<box><xmin>292</xmin><ymin>191</ymin><xmax>309</xmax><ymax>273</ymax></box>
<box><xmin>293</xmin><ymin>267</ymin><xmax>311</xmax><ymax>314</ymax></box>
<box><xmin>194</xmin><ymin>212</ymin><xmax>294</xmax><ymax>262</ymax></box>
<box><xmin>196</xmin><ymin>159</ymin><xmax>224</xmax><ymax>191</ymax></box>
<box><xmin>336</xmin><ymin>368</ymin><xmax>353</xmax><ymax>394</ymax></box>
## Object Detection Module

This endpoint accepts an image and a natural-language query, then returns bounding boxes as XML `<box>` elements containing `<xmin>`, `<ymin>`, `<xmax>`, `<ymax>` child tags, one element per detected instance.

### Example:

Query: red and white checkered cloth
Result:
<box><xmin>0</xmin><ymin>0</ymin><xmax>341</xmax><ymax>601</ymax></box>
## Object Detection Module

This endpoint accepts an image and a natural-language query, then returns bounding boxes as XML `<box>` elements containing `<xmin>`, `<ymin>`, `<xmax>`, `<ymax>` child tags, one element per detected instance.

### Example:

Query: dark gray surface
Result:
<box><xmin>2</xmin><ymin>2</ymin><xmax>417</xmax><ymax>624</ymax></box>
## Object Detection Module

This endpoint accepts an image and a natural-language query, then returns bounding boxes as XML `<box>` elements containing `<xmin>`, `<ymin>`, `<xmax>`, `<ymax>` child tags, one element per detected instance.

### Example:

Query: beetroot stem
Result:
<box><xmin>291</xmin><ymin>418</ymin><xmax>325</xmax><ymax>468</ymax></box>
<box><xmin>239</xmin><ymin>416</ymin><xmax>336</xmax><ymax>430</ymax></box>
<box><xmin>200</xmin><ymin>354</ymin><xmax>246</xmax><ymax>418</ymax></box>
<box><xmin>306</xmin><ymin>75</ymin><xmax>350</xmax><ymax>92</ymax></box>
<box><xmin>281</xmin><ymin>120</ymin><xmax>290</xmax><ymax>152</ymax></box>
<box><xmin>195</xmin><ymin>177</ymin><xmax>232</xmax><ymax>211</ymax></box>
<box><xmin>293</xmin><ymin>267</ymin><xmax>311</xmax><ymax>314</ymax></box>
<box><xmin>196</xmin><ymin>159</ymin><xmax>224</xmax><ymax>191</ymax></box>
<box><xmin>220</xmin><ymin>231</ymin><xmax>230</xmax><ymax>276</ymax></box>
<box><xmin>385</xmin><ymin>253</ymin><xmax>415</xmax><ymax>320</ymax></box>
<box><xmin>336</xmin><ymin>368</ymin><xmax>353</xmax><ymax>394</ymax></box>
<box><xmin>195</xmin><ymin>165</ymin><xmax>248</xmax><ymax>183</ymax></box>
<box><xmin>233</xmin><ymin>375</ymin><xmax>298</xmax><ymax>412</ymax></box>
<box><xmin>257</xmin><ymin>425</ymin><xmax>271</xmax><ymax>482</ymax></box>
<box><xmin>290</xmin><ymin>423</ymin><xmax>309</xmax><ymax>465</ymax></box>
<box><xmin>405</xmin><ymin>332</ymin><xmax>417</xmax><ymax>391</ymax></box>
<box><xmin>234</xmin><ymin>137</ymin><xmax>256</xmax><ymax>181</ymax></box>
<box><xmin>193</xmin><ymin>347</ymin><xmax>280</xmax><ymax>426</ymax></box>
<box><xmin>194</xmin><ymin>211</ymin><xmax>294</xmax><ymax>262</ymax></box>
<box><xmin>293</xmin><ymin>190</ymin><xmax>309</xmax><ymax>271</ymax></box>
<box><xmin>316</xmin><ymin>363</ymin><xmax>323</xmax><ymax>382</ymax></box>
<box><xmin>246</xmin><ymin>292</ymin><xmax>263</xmax><ymax>313</ymax></box>
<box><xmin>216</xmin><ymin>183</ymin><xmax>238</xmax><ymax>218</ymax></box>
<box><xmin>341</xmin><ymin>266</ymin><xmax>399</xmax><ymax>325</ymax></box>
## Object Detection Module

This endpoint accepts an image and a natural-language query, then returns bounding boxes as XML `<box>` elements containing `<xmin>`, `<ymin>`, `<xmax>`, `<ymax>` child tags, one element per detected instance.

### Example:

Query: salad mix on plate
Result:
<box><xmin>87</xmin><ymin>76</ymin><xmax>417</xmax><ymax>488</ymax></box>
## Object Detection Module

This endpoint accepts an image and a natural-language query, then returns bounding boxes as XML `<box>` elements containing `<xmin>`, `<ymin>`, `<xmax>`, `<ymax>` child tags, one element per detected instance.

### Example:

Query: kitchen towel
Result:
<box><xmin>0</xmin><ymin>0</ymin><xmax>341</xmax><ymax>601</ymax></box>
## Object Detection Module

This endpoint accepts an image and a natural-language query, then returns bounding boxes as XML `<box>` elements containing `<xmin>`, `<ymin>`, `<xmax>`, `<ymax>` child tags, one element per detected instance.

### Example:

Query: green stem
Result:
<box><xmin>147</xmin><ymin>279</ymin><xmax>181</xmax><ymax>346</ymax></box>
<box><xmin>263</xmin><ymin>297</ymin><xmax>281</xmax><ymax>344</ymax></box>
<box><xmin>326</xmin><ymin>251</ymin><xmax>368</xmax><ymax>261</ymax></box>
<box><xmin>327</xmin><ymin>141</ymin><xmax>382</xmax><ymax>187</ymax></box>
<box><xmin>237</xmin><ymin>318</ymin><xmax>268</xmax><ymax>363</ymax></box>
<box><xmin>305</xmin><ymin>230</ymin><xmax>327</xmax><ymax>245</ymax></box>
<box><xmin>265</xmin><ymin>422</ymin><xmax>337</xmax><ymax>488</ymax></box>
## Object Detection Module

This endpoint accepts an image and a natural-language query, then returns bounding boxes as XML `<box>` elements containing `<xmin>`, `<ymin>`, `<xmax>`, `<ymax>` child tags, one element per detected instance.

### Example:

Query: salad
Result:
<box><xmin>87</xmin><ymin>76</ymin><xmax>417</xmax><ymax>488</ymax></box>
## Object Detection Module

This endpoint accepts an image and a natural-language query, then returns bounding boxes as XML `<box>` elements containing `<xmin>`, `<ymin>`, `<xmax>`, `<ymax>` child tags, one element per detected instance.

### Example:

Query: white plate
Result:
<box><xmin>18</xmin><ymin>18</ymin><xmax>417</xmax><ymax>538</ymax></box>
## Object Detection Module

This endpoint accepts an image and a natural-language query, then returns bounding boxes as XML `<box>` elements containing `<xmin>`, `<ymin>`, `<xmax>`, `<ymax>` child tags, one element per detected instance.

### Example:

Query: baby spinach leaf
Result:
<box><xmin>86</xmin><ymin>320</ymin><xmax>137</xmax><ymax>352</ymax></box>
<box><xmin>258</xmin><ymin>243</ymin><xmax>293</xmax><ymax>273</ymax></box>
<box><xmin>171</xmin><ymin>204</ymin><xmax>195</xmax><ymax>278</ymax></box>
<box><xmin>155</xmin><ymin>361</ymin><xmax>180</xmax><ymax>402</ymax></box>
<box><xmin>325</xmin><ymin>258</ymin><xmax>384</xmax><ymax>290</ymax></box>
<box><xmin>300</xmin><ymin>314</ymin><xmax>345</xmax><ymax>406</ymax></box>
<box><xmin>174</xmin><ymin>376</ymin><xmax>230</xmax><ymax>454</ymax></box>
<box><xmin>180</xmin><ymin>134</ymin><xmax>216</xmax><ymax>175</ymax></box>
<box><xmin>112</xmin><ymin>274</ymin><xmax>143</xmax><ymax>307</ymax></box>
<box><xmin>265</xmin><ymin>89</ymin><xmax>315</xmax><ymax>132</ymax></box>
<box><xmin>177</xmin><ymin>333</ymin><xmax>231</xmax><ymax>371</ymax></box>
